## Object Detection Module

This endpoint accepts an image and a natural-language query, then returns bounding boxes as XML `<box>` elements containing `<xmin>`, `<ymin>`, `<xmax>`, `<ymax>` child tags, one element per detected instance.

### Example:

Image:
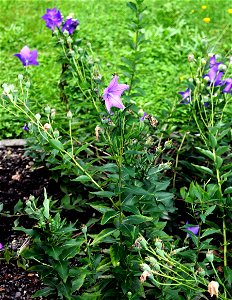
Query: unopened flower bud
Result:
<box><xmin>35</xmin><ymin>113</ymin><xmax>41</xmax><ymax>121</ymax></box>
<box><xmin>218</xmin><ymin>64</ymin><xmax>226</xmax><ymax>71</ymax></box>
<box><xmin>201</xmin><ymin>58</ymin><xmax>207</xmax><ymax>65</ymax></box>
<box><xmin>195</xmin><ymin>78</ymin><xmax>201</xmax><ymax>84</ymax></box>
<box><xmin>43</xmin><ymin>123</ymin><xmax>51</xmax><ymax>131</ymax></box>
<box><xmin>63</xmin><ymin>30</ymin><xmax>69</xmax><ymax>37</ymax></box>
<box><xmin>188</xmin><ymin>78</ymin><xmax>193</xmax><ymax>82</ymax></box>
<box><xmin>164</xmin><ymin>140</ymin><xmax>172</xmax><ymax>149</ymax></box>
<box><xmin>140</xmin><ymin>263</ymin><xmax>151</xmax><ymax>272</ymax></box>
<box><xmin>155</xmin><ymin>239</ymin><xmax>163</xmax><ymax>250</ymax></box>
<box><xmin>188</xmin><ymin>53</ymin><xmax>195</xmax><ymax>62</ymax></box>
<box><xmin>198</xmin><ymin>268</ymin><xmax>206</xmax><ymax>277</ymax></box>
<box><xmin>67</xmin><ymin>110</ymin><xmax>72</xmax><ymax>119</ymax></box>
<box><xmin>82</xmin><ymin>225</ymin><xmax>87</xmax><ymax>234</ymax></box>
<box><xmin>215</xmin><ymin>54</ymin><xmax>221</xmax><ymax>59</ymax></box>
<box><xmin>53</xmin><ymin>129</ymin><xmax>59</xmax><ymax>138</ymax></box>
<box><xmin>156</xmin><ymin>248</ymin><xmax>165</xmax><ymax>258</ymax></box>
<box><xmin>25</xmin><ymin>81</ymin><xmax>30</xmax><ymax>88</ymax></box>
<box><xmin>204</xmin><ymin>76</ymin><xmax>210</xmax><ymax>82</ymax></box>
<box><xmin>44</xmin><ymin>106</ymin><xmax>51</xmax><ymax>114</ymax></box>
<box><xmin>208</xmin><ymin>281</ymin><xmax>219</xmax><ymax>298</ymax></box>
<box><xmin>67</xmin><ymin>36</ymin><xmax>73</xmax><ymax>44</ymax></box>
<box><xmin>206</xmin><ymin>250</ymin><xmax>214</xmax><ymax>262</ymax></box>
<box><xmin>208</xmin><ymin>53</ymin><xmax>214</xmax><ymax>58</ymax></box>
<box><xmin>18</xmin><ymin>74</ymin><xmax>24</xmax><ymax>81</ymax></box>
<box><xmin>140</xmin><ymin>270</ymin><xmax>151</xmax><ymax>283</ymax></box>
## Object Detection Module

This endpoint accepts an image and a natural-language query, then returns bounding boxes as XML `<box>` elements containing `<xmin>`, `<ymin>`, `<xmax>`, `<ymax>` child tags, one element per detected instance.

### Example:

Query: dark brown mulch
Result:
<box><xmin>0</xmin><ymin>146</ymin><xmax>61</xmax><ymax>299</ymax></box>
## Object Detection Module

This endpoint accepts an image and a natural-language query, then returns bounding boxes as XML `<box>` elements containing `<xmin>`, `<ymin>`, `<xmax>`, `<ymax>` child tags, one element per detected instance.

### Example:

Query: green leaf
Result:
<box><xmin>32</xmin><ymin>287</ymin><xmax>55</xmax><ymax>298</ymax></box>
<box><xmin>71</xmin><ymin>274</ymin><xmax>86</xmax><ymax>292</ymax></box>
<box><xmin>49</xmin><ymin>139</ymin><xmax>64</xmax><ymax>151</ymax></box>
<box><xmin>215</xmin><ymin>156</ymin><xmax>223</xmax><ymax>169</ymax></box>
<box><xmin>201</xmin><ymin>228</ymin><xmax>221</xmax><ymax>238</ymax></box>
<box><xmin>192</xmin><ymin>164</ymin><xmax>214</xmax><ymax>176</ymax></box>
<box><xmin>195</xmin><ymin>147</ymin><xmax>214</xmax><ymax>161</ymax></box>
<box><xmin>224</xmin><ymin>266</ymin><xmax>232</xmax><ymax>285</ymax></box>
<box><xmin>89</xmin><ymin>203</ymin><xmax>114</xmax><ymax>213</ymax></box>
<box><xmin>224</xmin><ymin>187</ymin><xmax>232</xmax><ymax>194</ymax></box>
<box><xmin>90</xmin><ymin>191</ymin><xmax>114</xmax><ymax>198</ymax></box>
<box><xmin>74</xmin><ymin>143</ymin><xmax>89</xmax><ymax>155</ymax></box>
<box><xmin>127</xmin><ymin>2</ymin><xmax>137</xmax><ymax>12</ymax></box>
<box><xmin>53</xmin><ymin>261</ymin><xmax>69</xmax><ymax>283</ymax></box>
<box><xmin>204</xmin><ymin>205</ymin><xmax>216</xmax><ymax>218</ymax></box>
<box><xmin>123</xmin><ymin>215</ymin><xmax>153</xmax><ymax>225</ymax></box>
<box><xmin>216</xmin><ymin>146</ymin><xmax>230</xmax><ymax>156</ymax></box>
<box><xmin>46</xmin><ymin>246</ymin><xmax>62</xmax><ymax>260</ymax></box>
<box><xmin>110</xmin><ymin>244</ymin><xmax>123</xmax><ymax>267</ymax></box>
<box><xmin>101</xmin><ymin>211</ymin><xmax>119</xmax><ymax>225</ymax></box>
<box><xmin>72</xmin><ymin>175</ymin><xmax>91</xmax><ymax>182</ymax></box>
<box><xmin>90</xmin><ymin>228</ymin><xmax>116</xmax><ymax>246</ymax></box>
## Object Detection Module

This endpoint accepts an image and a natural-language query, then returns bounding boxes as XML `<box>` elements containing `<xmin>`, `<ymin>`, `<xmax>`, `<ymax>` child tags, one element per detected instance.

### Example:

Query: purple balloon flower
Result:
<box><xmin>0</xmin><ymin>243</ymin><xmax>4</xmax><ymax>250</ymax></box>
<box><xmin>185</xmin><ymin>222</ymin><xmax>200</xmax><ymax>237</ymax></box>
<box><xmin>221</xmin><ymin>78</ymin><xmax>232</xmax><ymax>94</ymax></box>
<box><xmin>23</xmin><ymin>124</ymin><xmax>29</xmax><ymax>131</ymax></box>
<box><xmin>62</xmin><ymin>18</ymin><xmax>79</xmax><ymax>35</ymax></box>
<box><xmin>14</xmin><ymin>46</ymin><xmax>39</xmax><ymax>67</ymax></box>
<box><xmin>205</xmin><ymin>55</ymin><xmax>224</xmax><ymax>86</ymax></box>
<box><xmin>42</xmin><ymin>7</ymin><xmax>63</xmax><ymax>31</ymax></box>
<box><xmin>178</xmin><ymin>88</ymin><xmax>191</xmax><ymax>104</ymax></box>
<box><xmin>103</xmin><ymin>75</ymin><xmax>129</xmax><ymax>113</ymax></box>
<box><xmin>140</xmin><ymin>112</ymin><xmax>148</xmax><ymax>121</ymax></box>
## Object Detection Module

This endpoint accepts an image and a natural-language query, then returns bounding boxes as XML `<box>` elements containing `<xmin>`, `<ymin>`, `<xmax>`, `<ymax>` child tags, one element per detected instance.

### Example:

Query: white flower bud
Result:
<box><xmin>43</xmin><ymin>123</ymin><xmax>51</xmax><ymax>131</ymax></box>
<box><xmin>208</xmin><ymin>281</ymin><xmax>219</xmax><ymax>298</ymax></box>
<box><xmin>208</xmin><ymin>53</ymin><xmax>214</xmax><ymax>58</ymax></box>
<box><xmin>201</xmin><ymin>58</ymin><xmax>207</xmax><ymax>65</ymax></box>
<box><xmin>35</xmin><ymin>113</ymin><xmax>41</xmax><ymax>121</ymax></box>
<box><xmin>188</xmin><ymin>53</ymin><xmax>195</xmax><ymax>62</ymax></box>
<box><xmin>204</xmin><ymin>76</ymin><xmax>210</xmax><ymax>82</ymax></box>
<box><xmin>67</xmin><ymin>111</ymin><xmax>72</xmax><ymax>119</ymax></box>
<box><xmin>25</xmin><ymin>81</ymin><xmax>30</xmax><ymax>88</ymax></box>
<box><xmin>18</xmin><ymin>74</ymin><xmax>24</xmax><ymax>81</ymax></box>
<box><xmin>218</xmin><ymin>64</ymin><xmax>226</xmax><ymax>71</ymax></box>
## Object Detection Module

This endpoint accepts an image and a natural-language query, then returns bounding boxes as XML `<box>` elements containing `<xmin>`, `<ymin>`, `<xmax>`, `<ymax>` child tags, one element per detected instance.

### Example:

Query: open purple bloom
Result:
<box><xmin>103</xmin><ymin>75</ymin><xmax>129</xmax><ymax>113</ymax></box>
<box><xmin>178</xmin><ymin>88</ymin><xmax>191</xmax><ymax>104</ymax></box>
<box><xmin>42</xmin><ymin>8</ymin><xmax>62</xmax><ymax>31</ymax></box>
<box><xmin>185</xmin><ymin>222</ymin><xmax>200</xmax><ymax>237</ymax></box>
<box><xmin>140</xmin><ymin>112</ymin><xmax>147</xmax><ymax>121</ymax></box>
<box><xmin>62</xmin><ymin>18</ymin><xmax>79</xmax><ymax>35</ymax></box>
<box><xmin>23</xmin><ymin>124</ymin><xmax>29</xmax><ymax>131</ymax></box>
<box><xmin>14</xmin><ymin>46</ymin><xmax>38</xmax><ymax>67</ymax></box>
<box><xmin>204</xmin><ymin>55</ymin><xmax>224</xmax><ymax>86</ymax></box>
<box><xmin>221</xmin><ymin>78</ymin><xmax>232</xmax><ymax>94</ymax></box>
<box><xmin>0</xmin><ymin>243</ymin><xmax>4</xmax><ymax>250</ymax></box>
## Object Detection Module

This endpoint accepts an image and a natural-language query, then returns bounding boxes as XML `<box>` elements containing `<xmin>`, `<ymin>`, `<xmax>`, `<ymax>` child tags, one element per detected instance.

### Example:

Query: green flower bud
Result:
<box><xmin>53</xmin><ymin>129</ymin><xmax>59</xmax><ymax>138</ymax></box>
<box><xmin>18</xmin><ymin>74</ymin><xmax>24</xmax><ymax>81</ymax></box>
<box><xmin>35</xmin><ymin>113</ymin><xmax>41</xmax><ymax>121</ymax></box>
<box><xmin>25</xmin><ymin>81</ymin><xmax>30</xmax><ymax>88</ymax></box>
<box><xmin>67</xmin><ymin>110</ymin><xmax>73</xmax><ymax>119</ymax></box>
<box><xmin>155</xmin><ymin>239</ymin><xmax>163</xmax><ymax>250</ymax></box>
<box><xmin>206</xmin><ymin>250</ymin><xmax>214</xmax><ymax>262</ymax></box>
<box><xmin>44</xmin><ymin>106</ymin><xmax>51</xmax><ymax>114</ymax></box>
<box><xmin>82</xmin><ymin>225</ymin><xmax>87</xmax><ymax>234</ymax></box>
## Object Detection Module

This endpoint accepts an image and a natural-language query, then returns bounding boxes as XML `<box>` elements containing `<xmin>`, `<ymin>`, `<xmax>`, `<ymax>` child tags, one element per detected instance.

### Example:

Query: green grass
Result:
<box><xmin>0</xmin><ymin>0</ymin><xmax>231</xmax><ymax>138</ymax></box>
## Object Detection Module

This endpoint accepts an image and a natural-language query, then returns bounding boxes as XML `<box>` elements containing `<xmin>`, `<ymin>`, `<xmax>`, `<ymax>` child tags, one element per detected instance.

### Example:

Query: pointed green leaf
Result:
<box><xmin>101</xmin><ymin>211</ymin><xmax>119</xmax><ymax>225</ymax></box>
<box><xmin>123</xmin><ymin>215</ymin><xmax>153</xmax><ymax>225</ymax></box>
<box><xmin>49</xmin><ymin>139</ymin><xmax>64</xmax><ymax>151</ymax></box>
<box><xmin>192</xmin><ymin>164</ymin><xmax>214</xmax><ymax>176</ymax></box>
<box><xmin>90</xmin><ymin>228</ymin><xmax>116</xmax><ymax>246</ymax></box>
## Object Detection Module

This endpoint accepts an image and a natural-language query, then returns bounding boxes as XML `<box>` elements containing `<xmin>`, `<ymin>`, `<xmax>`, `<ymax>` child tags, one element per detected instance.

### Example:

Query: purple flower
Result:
<box><xmin>204</xmin><ymin>55</ymin><xmax>224</xmax><ymax>86</ymax></box>
<box><xmin>103</xmin><ymin>75</ymin><xmax>129</xmax><ymax>113</ymax></box>
<box><xmin>221</xmin><ymin>78</ymin><xmax>232</xmax><ymax>94</ymax></box>
<box><xmin>14</xmin><ymin>46</ymin><xmax>39</xmax><ymax>67</ymax></box>
<box><xmin>140</xmin><ymin>112</ymin><xmax>147</xmax><ymax>121</ymax></box>
<box><xmin>185</xmin><ymin>222</ymin><xmax>200</xmax><ymax>237</ymax></box>
<box><xmin>0</xmin><ymin>243</ymin><xmax>4</xmax><ymax>250</ymax></box>
<box><xmin>42</xmin><ymin>8</ymin><xmax>62</xmax><ymax>31</ymax></box>
<box><xmin>62</xmin><ymin>18</ymin><xmax>79</xmax><ymax>35</ymax></box>
<box><xmin>178</xmin><ymin>88</ymin><xmax>191</xmax><ymax>104</ymax></box>
<box><xmin>23</xmin><ymin>124</ymin><xmax>29</xmax><ymax>131</ymax></box>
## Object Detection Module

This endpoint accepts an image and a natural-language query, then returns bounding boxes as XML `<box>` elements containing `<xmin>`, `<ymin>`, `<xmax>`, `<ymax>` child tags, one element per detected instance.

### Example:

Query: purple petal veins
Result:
<box><xmin>103</xmin><ymin>75</ymin><xmax>129</xmax><ymax>113</ymax></box>
<box><xmin>14</xmin><ymin>46</ymin><xmax>39</xmax><ymax>67</ymax></box>
<box><xmin>42</xmin><ymin>7</ymin><xmax>63</xmax><ymax>31</ymax></box>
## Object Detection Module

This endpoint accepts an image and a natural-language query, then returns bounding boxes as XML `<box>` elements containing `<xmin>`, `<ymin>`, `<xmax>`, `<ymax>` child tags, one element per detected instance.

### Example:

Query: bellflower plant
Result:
<box><xmin>103</xmin><ymin>75</ymin><xmax>129</xmax><ymax>113</ymax></box>
<box><xmin>14</xmin><ymin>46</ymin><xmax>38</xmax><ymax>67</ymax></box>
<box><xmin>62</xmin><ymin>18</ymin><xmax>79</xmax><ymax>35</ymax></box>
<box><xmin>42</xmin><ymin>7</ymin><xmax>62</xmax><ymax>31</ymax></box>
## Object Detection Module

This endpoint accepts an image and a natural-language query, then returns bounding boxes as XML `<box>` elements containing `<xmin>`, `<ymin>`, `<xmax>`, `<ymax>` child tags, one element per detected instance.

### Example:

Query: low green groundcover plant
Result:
<box><xmin>0</xmin><ymin>1</ymin><xmax>231</xmax><ymax>299</ymax></box>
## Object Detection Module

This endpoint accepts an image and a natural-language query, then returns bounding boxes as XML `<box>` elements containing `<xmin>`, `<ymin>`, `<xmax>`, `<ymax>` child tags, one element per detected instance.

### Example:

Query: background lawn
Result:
<box><xmin>0</xmin><ymin>0</ymin><xmax>231</xmax><ymax>138</ymax></box>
